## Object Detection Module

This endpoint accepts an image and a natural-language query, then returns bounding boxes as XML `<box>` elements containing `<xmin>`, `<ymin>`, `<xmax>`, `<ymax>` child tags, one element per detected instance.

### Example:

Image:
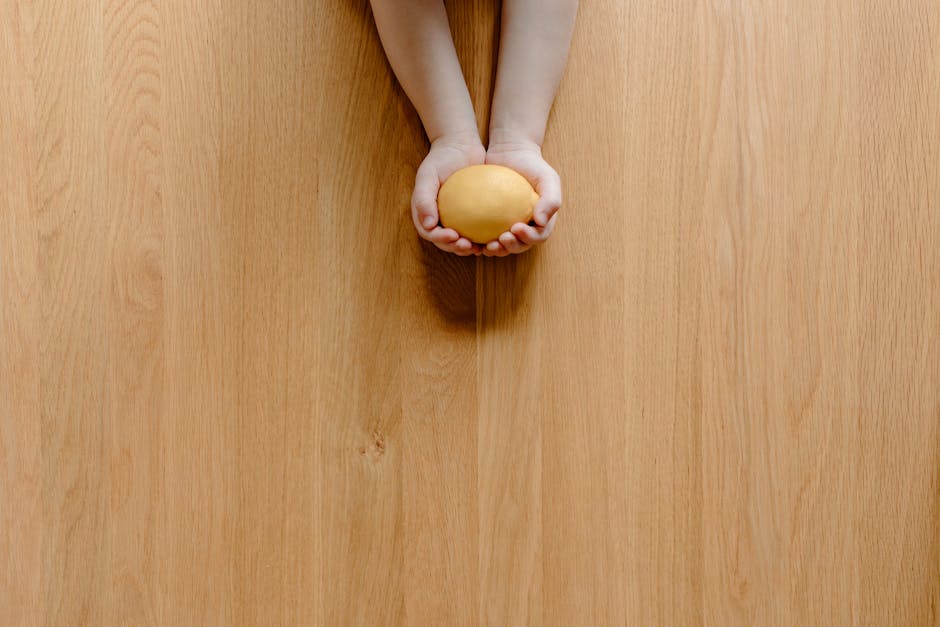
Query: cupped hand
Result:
<box><xmin>481</xmin><ymin>136</ymin><xmax>561</xmax><ymax>257</ymax></box>
<box><xmin>412</xmin><ymin>133</ymin><xmax>486</xmax><ymax>256</ymax></box>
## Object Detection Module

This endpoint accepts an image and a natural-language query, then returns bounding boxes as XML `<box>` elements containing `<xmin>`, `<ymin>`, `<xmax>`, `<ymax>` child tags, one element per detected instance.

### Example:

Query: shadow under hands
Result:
<box><xmin>415</xmin><ymin>238</ymin><xmax>478</xmax><ymax>328</ymax></box>
<box><xmin>416</xmin><ymin>236</ymin><xmax>541</xmax><ymax>331</ymax></box>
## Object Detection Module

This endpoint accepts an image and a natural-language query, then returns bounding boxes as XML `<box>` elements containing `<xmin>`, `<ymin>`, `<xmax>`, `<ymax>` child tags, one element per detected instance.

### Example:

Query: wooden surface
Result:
<box><xmin>1</xmin><ymin>0</ymin><xmax>938</xmax><ymax>625</ymax></box>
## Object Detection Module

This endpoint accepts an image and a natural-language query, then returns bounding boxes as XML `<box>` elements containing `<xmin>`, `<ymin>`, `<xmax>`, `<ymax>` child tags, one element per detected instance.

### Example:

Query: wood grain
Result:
<box><xmin>159</xmin><ymin>1</ymin><xmax>239</xmax><ymax>623</ymax></box>
<box><xmin>1</xmin><ymin>0</ymin><xmax>937</xmax><ymax>625</ymax></box>
<box><xmin>1</xmin><ymin>0</ymin><xmax>41</xmax><ymax>621</ymax></box>
<box><xmin>316</xmin><ymin>3</ymin><xmax>404</xmax><ymax>625</ymax></box>
<box><xmin>700</xmin><ymin>1</ymin><xmax>863</xmax><ymax>622</ymax></box>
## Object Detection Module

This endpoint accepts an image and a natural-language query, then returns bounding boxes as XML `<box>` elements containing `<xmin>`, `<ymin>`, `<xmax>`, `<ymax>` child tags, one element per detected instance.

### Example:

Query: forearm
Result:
<box><xmin>370</xmin><ymin>0</ymin><xmax>479</xmax><ymax>142</ymax></box>
<box><xmin>489</xmin><ymin>0</ymin><xmax>578</xmax><ymax>146</ymax></box>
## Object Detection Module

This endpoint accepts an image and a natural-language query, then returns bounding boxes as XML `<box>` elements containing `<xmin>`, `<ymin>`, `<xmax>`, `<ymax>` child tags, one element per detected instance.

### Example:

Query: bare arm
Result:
<box><xmin>370</xmin><ymin>0</ymin><xmax>486</xmax><ymax>255</ymax></box>
<box><xmin>489</xmin><ymin>0</ymin><xmax>579</xmax><ymax>147</ymax></box>
<box><xmin>481</xmin><ymin>0</ymin><xmax>577</xmax><ymax>256</ymax></box>
<box><xmin>370</xmin><ymin>0</ymin><xmax>478</xmax><ymax>143</ymax></box>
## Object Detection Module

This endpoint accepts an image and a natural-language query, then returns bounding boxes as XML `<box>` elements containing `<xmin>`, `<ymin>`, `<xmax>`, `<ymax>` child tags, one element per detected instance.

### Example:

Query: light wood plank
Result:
<box><xmin>214</xmin><ymin>2</ymin><xmax>323</xmax><ymax>625</ymax></box>
<box><xmin>398</xmin><ymin>80</ymin><xmax>481</xmax><ymax>627</ymax></box>
<box><xmin>701</xmin><ymin>2</ymin><xmax>863</xmax><ymax>623</ymax></box>
<box><xmin>0</xmin><ymin>1</ymin><xmax>41</xmax><ymax>622</ymax></box>
<box><xmin>619</xmin><ymin>1</ymin><xmax>704</xmax><ymax>623</ymax></box>
<box><xmin>158</xmin><ymin>1</ymin><xmax>240</xmax><ymax>624</ymax></box>
<box><xmin>102</xmin><ymin>1</ymin><xmax>165</xmax><ymax>623</ymax></box>
<box><xmin>539</xmin><ymin>1</ymin><xmax>629</xmax><ymax>623</ymax></box>
<box><xmin>29</xmin><ymin>2</ymin><xmax>110</xmax><ymax>623</ymax></box>
<box><xmin>315</xmin><ymin>3</ymin><xmax>405</xmax><ymax>625</ymax></box>
<box><xmin>855</xmin><ymin>3</ymin><xmax>940</xmax><ymax>624</ymax></box>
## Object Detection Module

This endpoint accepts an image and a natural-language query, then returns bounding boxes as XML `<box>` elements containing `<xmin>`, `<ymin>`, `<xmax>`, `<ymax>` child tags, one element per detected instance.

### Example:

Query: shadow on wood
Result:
<box><xmin>414</xmin><ymin>236</ymin><xmax>539</xmax><ymax>331</ymax></box>
<box><xmin>415</xmin><ymin>238</ymin><xmax>477</xmax><ymax>329</ymax></box>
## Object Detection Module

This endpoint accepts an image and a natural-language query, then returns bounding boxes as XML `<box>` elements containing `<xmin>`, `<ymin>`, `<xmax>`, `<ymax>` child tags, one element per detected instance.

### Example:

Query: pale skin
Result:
<box><xmin>370</xmin><ymin>0</ymin><xmax>578</xmax><ymax>256</ymax></box>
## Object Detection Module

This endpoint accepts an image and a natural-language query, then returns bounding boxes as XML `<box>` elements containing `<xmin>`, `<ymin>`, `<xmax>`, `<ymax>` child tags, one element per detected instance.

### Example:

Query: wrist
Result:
<box><xmin>487</xmin><ymin>126</ymin><xmax>543</xmax><ymax>152</ymax></box>
<box><xmin>430</xmin><ymin>129</ymin><xmax>485</xmax><ymax>156</ymax></box>
<box><xmin>427</xmin><ymin>124</ymin><xmax>482</xmax><ymax>147</ymax></box>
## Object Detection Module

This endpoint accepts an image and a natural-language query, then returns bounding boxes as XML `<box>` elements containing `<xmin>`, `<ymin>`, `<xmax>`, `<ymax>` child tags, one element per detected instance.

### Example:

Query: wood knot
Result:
<box><xmin>358</xmin><ymin>430</ymin><xmax>387</xmax><ymax>460</ymax></box>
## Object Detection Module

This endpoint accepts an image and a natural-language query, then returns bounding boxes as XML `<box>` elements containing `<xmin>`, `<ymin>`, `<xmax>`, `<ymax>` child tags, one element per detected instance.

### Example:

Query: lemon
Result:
<box><xmin>437</xmin><ymin>164</ymin><xmax>539</xmax><ymax>244</ymax></box>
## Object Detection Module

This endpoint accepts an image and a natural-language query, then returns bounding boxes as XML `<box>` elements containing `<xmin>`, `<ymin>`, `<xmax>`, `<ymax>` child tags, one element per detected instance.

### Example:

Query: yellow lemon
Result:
<box><xmin>437</xmin><ymin>164</ymin><xmax>539</xmax><ymax>244</ymax></box>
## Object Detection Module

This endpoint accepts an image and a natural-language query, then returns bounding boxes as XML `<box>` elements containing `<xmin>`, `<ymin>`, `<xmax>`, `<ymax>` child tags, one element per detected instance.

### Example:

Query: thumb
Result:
<box><xmin>418</xmin><ymin>202</ymin><xmax>439</xmax><ymax>230</ymax></box>
<box><xmin>533</xmin><ymin>173</ymin><xmax>562</xmax><ymax>227</ymax></box>
<box><xmin>413</xmin><ymin>166</ymin><xmax>440</xmax><ymax>231</ymax></box>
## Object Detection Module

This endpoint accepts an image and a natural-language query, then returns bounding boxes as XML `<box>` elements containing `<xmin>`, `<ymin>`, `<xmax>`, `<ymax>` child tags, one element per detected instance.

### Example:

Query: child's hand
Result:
<box><xmin>412</xmin><ymin>134</ymin><xmax>487</xmax><ymax>256</ymax></box>
<box><xmin>481</xmin><ymin>136</ymin><xmax>561</xmax><ymax>256</ymax></box>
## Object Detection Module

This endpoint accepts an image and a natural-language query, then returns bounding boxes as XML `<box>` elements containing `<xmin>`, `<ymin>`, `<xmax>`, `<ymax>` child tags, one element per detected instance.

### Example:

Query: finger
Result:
<box><xmin>459</xmin><ymin>240</ymin><xmax>484</xmax><ymax>255</ymax></box>
<box><xmin>533</xmin><ymin>169</ymin><xmax>562</xmax><ymax>227</ymax></box>
<box><xmin>499</xmin><ymin>232</ymin><xmax>525</xmax><ymax>255</ymax></box>
<box><xmin>484</xmin><ymin>239</ymin><xmax>508</xmax><ymax>257</ymax></box>
<box><xmin>427</xmin><ymin>226</ymin><xmax>460</xmax><ymax>245</ymax></box>
<box><xmin>447</xmin><ymin>241</ymin><xmax>481</xmax><ymax>257</ymax></box>
<box><xmin>453</xmin><ymin>237</ymin><xmax>476</xmax><ymax>254</ymax></box>
<box><xmin>540</xmin><ymin>211</ymin><xmax>559</xmax><ymax>238</ymax></box>
<box><xmin>430</xmin><ymin>235</ymin><xmax>480</xmax><ymax>256</ymax></box>
<box><xmin>511</xmin><ymin>222</ymin><xmax>541</xmax><ymax>245</ymax></box>
<box><xmin>508</xmin><ymin>239</ymin><xmax>532</xmax><ymax>255</ymax></box>
<box><xmin>412</xmin><ymin>166</ymin><xmax>441</xmax><ymax>231</ymax></box>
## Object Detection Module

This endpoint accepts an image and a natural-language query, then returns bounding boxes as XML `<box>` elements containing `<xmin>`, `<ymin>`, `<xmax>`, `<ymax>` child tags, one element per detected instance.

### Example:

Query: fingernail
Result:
<box><xmin>422</xmin><ymin>216</ymin><xmax>437</xmax><ymax>229</ymax></box>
